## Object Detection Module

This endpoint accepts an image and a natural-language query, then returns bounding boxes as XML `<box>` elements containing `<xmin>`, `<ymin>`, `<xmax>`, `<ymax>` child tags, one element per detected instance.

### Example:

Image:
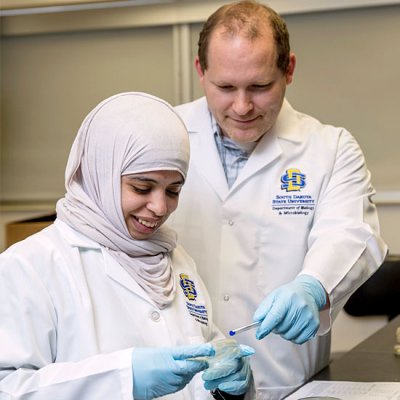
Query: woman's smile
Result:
<box><xmin>121</xmin><ymin>170</ymin><xmax>183</xmax><ymax>240</ymax></box>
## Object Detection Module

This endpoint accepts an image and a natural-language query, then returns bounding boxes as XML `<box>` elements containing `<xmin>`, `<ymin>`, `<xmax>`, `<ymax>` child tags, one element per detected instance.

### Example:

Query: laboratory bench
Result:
<box><xmin>313</xmin><ymin>314</ymin><xmax>400</xmax><ymax>381</ymax></box>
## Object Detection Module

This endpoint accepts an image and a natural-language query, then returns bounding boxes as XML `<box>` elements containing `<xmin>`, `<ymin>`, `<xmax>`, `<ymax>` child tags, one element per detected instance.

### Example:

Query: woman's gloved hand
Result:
<box><xmin>132</xmin><ymin>343</ymin><xmax>214</xmax><ymax>400</ymax></box>
<box><xmin>253</xmin><ymin>274</ymin><xmax>327</xmax><ymax>344</ymax></box>
<box><xmin>202</xmin><ymin>344</ymin><xmax>254</xmax><ymax>395</ymax></box>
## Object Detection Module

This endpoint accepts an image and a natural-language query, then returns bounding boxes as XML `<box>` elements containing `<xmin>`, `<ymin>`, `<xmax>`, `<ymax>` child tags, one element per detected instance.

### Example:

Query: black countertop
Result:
<box><xmin>313</xmin><ymin>314</ymin><xmax>400</xmax><ymax>381</ymax></box>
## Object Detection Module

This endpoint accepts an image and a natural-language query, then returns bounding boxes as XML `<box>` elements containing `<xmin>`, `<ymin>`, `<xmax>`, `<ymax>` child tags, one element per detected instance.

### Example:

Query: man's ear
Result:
<box><xmin>194</xmin><ymin>56</ymin><xmax>205</xmax><ymax>79</ymax></box>
<box><xmin>285</xmin><ymin>53</ymin><xmax>296</xmax><ymax>85</ymax></box>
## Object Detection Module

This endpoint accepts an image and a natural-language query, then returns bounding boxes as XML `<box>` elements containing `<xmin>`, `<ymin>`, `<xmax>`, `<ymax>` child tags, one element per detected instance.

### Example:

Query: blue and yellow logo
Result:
<box><xmin>179</xmin><ymin>273</ymin><xmax>197</xmax><ymax>301</ymax></box>
<box><xmin>281</xmin><ymin>168</ymin><xmax>306</xmax><ymax>192</ymax></box>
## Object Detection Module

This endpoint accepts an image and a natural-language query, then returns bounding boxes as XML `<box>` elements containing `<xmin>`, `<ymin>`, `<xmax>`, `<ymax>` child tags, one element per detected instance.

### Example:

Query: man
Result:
<box><xmin>169</xmin><ymin>1</ymin><xmax>387</xmax><ymax>399</ymax></box>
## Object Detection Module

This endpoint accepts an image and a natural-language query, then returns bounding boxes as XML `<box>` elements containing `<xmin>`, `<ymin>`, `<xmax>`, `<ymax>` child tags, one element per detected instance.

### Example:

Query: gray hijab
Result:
<box><xmin>56</xmin><ymin>92</ymin><xmax>190</xmax><ymax>308</ymax></box>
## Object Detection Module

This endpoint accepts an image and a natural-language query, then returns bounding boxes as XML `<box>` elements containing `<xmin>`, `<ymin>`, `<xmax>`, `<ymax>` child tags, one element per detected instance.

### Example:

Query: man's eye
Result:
<box><xmin>251</xmin><ymin>83</ymin><xmax>272</xmax><ymax>90</ymax></box>
<box><xmin>217</xmin><ymin>85</ymin><xmax>234</xmax><ymax>91</ymax></box>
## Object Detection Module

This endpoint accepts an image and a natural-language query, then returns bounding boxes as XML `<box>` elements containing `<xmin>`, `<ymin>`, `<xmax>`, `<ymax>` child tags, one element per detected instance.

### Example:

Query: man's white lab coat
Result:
<box><xmin>0</xmin><ymin>219</ymin><xmax>220</xmax><ymax>399</ymax></box>
<box><xmin>170</xmin><ymin>97</ymin><xmax>387</xmax><ymax>399</ymax></box>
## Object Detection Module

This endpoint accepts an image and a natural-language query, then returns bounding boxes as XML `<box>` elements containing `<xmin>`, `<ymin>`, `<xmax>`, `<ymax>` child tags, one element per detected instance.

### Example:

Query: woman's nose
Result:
<box><xmin>147</xmin><ymin>192</ymin><xmax>168</xmax><ymax>216</ymax></box>
<box><xmin>232</xmin><ymin>92</ymin><xmax>253</xmax><ymax>116</ymax></box>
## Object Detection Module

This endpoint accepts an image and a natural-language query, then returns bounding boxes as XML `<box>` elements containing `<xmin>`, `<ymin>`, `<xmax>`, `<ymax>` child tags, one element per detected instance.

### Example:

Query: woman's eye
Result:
<box><xmin>132</xmin><ymin>186</ymin><xmax>150</xmax><ymax>194</ymax></box>
<box><xmin>167</xmin><ymin>190</ymin><xmax>180</xmax><ymax>197</ymax></box>
<box><xmin>167</xmin><ymin>186</ymin><xmax>182</xmax><ymax>197</ymax></box>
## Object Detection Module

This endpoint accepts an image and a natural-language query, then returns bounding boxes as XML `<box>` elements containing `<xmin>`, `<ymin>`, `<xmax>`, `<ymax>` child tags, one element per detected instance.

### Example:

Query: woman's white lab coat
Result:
<box><xmin>170</xmin><ymin>97</ymin><xmax>387</xmax><ymax>399</ymax></box>
<box><xmin>0</xmin><ymin>219</ymin><xmax>220</xmax><ymax>400</ymax></box>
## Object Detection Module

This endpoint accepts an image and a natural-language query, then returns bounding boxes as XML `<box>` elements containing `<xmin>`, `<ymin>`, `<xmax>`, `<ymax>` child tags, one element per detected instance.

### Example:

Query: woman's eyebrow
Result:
<box><xmin>127</xmin><ymin>176</ymin><xmax>157</xmax><ymax>183</ymax></box>
<box><xmin>125</xmin><ymin>176</ymin><xmax>184</xmax><ymax>185</ymax></box>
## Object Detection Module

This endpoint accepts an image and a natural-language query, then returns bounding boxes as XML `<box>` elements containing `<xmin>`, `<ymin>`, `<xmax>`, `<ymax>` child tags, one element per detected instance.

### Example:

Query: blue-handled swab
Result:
<box><xmin>229</xmin><ymin>321</ymin><xmax>261</xmax><ymax>336</ymax></box>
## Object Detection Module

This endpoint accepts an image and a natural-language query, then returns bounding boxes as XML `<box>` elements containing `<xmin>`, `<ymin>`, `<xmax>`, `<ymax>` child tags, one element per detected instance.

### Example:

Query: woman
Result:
<box><xmin>0</xmin><ymin>93</ymin><xmax>252</xmax><ymax>399</ymax></box>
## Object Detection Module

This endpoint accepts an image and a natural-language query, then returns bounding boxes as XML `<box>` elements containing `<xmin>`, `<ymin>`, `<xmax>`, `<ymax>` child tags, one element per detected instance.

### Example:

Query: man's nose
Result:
<box><xmin>232</xmin><ymin>92</ymin><xmax>253</xmax><ymax>116</ymax></box>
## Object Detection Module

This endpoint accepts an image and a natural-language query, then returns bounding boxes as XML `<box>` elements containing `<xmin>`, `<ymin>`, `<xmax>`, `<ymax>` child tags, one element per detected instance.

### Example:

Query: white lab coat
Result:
<box><xmin>170</xmin><ymin>97</ymin><xmax>387</xmax><ymax>399</ymax></box>
<box><xmin>0</xmin><ymin>219</ymin><xmax>221</xmax><ymax>400</ymax></box>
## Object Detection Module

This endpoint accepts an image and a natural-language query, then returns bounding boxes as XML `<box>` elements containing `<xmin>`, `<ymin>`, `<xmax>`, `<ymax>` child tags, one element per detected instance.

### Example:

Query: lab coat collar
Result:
<box><xmin>54</xmin><ymin>219</ymin><xmax>157</xmax><ymax>305</ymax></box>
<box><xmin>54</xmin><ymin>218</ymin><xmax>101</xmax><ymax>249</ymax></box>
<box><xmin>272</xmin><ymin>99</ymin><xmax>304</xmax><ymax>143</ymax></box>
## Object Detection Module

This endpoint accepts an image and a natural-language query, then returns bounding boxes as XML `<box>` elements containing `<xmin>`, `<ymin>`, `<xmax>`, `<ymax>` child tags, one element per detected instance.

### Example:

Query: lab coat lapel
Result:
<box><xmin>230</xmin><ymin>128</ymin><xmax>282</xmax><ymax>193</ymax></box>
<box><xmin>189</xmin><ymin>108</ymin><xmax>229</xmax><ymax>201</ymax></box>
<box><xmin>55</xmin><ymin>219</ymin><xmax>157</xmax><ymax>305</ymax></box>
<box><xmin>229</xmin><ymin>99</ymin><xmax>299</xmax><ymax>193</ymax></box>
<box><xmin>103</xmin><ymin>249</ymin><xmax>156</xmax><ymax>306</ymax></box>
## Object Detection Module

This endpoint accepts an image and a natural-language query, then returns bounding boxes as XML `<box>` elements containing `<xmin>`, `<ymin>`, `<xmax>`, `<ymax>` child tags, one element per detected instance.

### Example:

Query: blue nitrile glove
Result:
<box><xmin>132</xmin><ymin>343</ymin><xmax>214</xmax><ymax>400</ymax></box>
<box><xmin>202</xmin><ymin>344</ymin><xmax>254</xmax><ymax>395</ymax></box>
<box><xmin>253</xmin><ymin>274</ymin><xmax>327</xmax><ymax>344</ymax></box>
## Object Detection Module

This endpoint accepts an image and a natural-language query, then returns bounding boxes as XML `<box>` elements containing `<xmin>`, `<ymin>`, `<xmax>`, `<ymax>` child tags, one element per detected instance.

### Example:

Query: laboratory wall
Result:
<box><xmin>1</xmin><ymin>26</ymin><xmax>175</xmax><ymax>202</ymax></box>
<box><xmin>1</xmin><ymin>2</ymin><xmax>399</xmax><ymax>352</ymax></box>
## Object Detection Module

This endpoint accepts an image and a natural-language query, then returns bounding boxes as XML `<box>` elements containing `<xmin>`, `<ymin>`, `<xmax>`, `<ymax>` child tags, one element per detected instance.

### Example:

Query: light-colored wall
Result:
<box><xmin>1</xmin><ymin>2</ymin><xmax>399</xmax><ymax>353</ymax></box>
<box><xmin>1</xmin><ymin>25</ymin><xmax>175</xmax><ymax>201</ymax></box>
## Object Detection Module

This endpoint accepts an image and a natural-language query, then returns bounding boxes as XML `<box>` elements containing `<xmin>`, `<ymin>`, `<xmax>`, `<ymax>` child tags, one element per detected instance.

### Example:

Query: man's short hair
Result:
<box><xmin>197</xmin><ymin>0</ymin><xmax>291</xmax><ymax>74</ymax></box>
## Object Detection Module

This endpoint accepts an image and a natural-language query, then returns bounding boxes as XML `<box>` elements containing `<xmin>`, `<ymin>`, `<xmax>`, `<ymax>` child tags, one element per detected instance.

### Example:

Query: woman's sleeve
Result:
<box><xmin>0</xmin><ymin>252</ymin><xmax>133</xmax><ymax>400</ymax></box>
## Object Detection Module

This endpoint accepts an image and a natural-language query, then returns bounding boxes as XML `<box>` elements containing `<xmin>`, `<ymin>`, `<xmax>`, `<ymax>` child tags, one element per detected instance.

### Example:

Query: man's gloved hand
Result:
<box><xmin>202</xmin><ymin>344</ymin><xmax>254</xmax><ymax>395</ymax></box>
<box><xmin>253</xmin><ymin>274</ymin><xmax>327</xmax><ymax>344</ymax></box>
<box><xmin>132</xmin><ymin>343</ymin><xmax>214</xmax><ymax>400</ymax></box>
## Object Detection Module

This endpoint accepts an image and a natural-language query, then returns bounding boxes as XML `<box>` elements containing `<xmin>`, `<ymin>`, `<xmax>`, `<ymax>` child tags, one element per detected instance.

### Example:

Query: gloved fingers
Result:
<box><xmin>203</xmin><ymin>369</ymin><xmax>242</xmax><ymax>391</ymax></box>
<box><xmin>203</xmin><ymin>379</ymin><xmax>219</xmax><ymax>391</ymax></box>
<box><xmin>274</xmin><ymin>301</ymin><xmax>319</xmax><ymax>338</ymax></box>
<box><xmin>132</xmin><ymin>346</ymin><xmax>207</xmax><ymax>400</ymax></box>
<box><xmin>174</xmin><ymin>359</ymin><xmax>209</xmax><ymax>375</ymax></box>
<box><xmin>290</xmin><ymin>330</ymin><xmax>315</xmax><ymax>345</ymax></box>
<box><xmin>171</xmin><ymin>343</ymin><xmax>214</xmax><ymax>360</ymax></box>
<box><xmin>201</xmin><ymin>344</ymin><xmax>254</xmax><ymax>382</ymax></box>
<box><xmin>270</xmin><ymin>312</ymin><xmax>296</xmax><ymax>335</ymax></box>
<box><xmin>238</xmin><ymin>344</ymin><xmax>255</xmax><ymax>357</ymax></box>
<box><xmin>204</xmin><ymin>358</ymin><xmax>251</xmax><ymax>395</ymax></box>
<box><xmin>273</xmin><ymin>313</ymin><xmax>306</xmax><ymax>337</ymax></box>
<box><xmin>217</xmin><ymin>369</ymin><xmax>251</xmax><ymax>395</ymax></box>
<box><xmin>255</xmin><ymin>294</ymin><xmax>288</xmax><ymax>340</ymax></box>
<box><xmin>202</xmin><ymin>346</ymin><xmax>253</xmax><ymax>381</ymax></box>
<box><xmin>152</xmin><ymin>374</ymin><xmax>188</xmax><ymax>392</ymax></box>
<box><xmin>269</xmin><ymin>301</ymin><xmax>307</xmax><ymax>335</ymax></box>
<box><xmin>288</xmin><ymin>320</ymin><xmax>320</xmax><ymax>344</ymax></box>
<box><xmin>202</xmin><ymin>358</ymin><xmax>242</xmax><ymax>380</ymax></box>
<box><xmin>253</xmin><ymin>292</ymin><xmax>276</xmax><ymax>322</ymax></box>
<box><xmin>218</xmin><ymin>378</ymin><xmax>249</xmax><ymax>395</ymax></box>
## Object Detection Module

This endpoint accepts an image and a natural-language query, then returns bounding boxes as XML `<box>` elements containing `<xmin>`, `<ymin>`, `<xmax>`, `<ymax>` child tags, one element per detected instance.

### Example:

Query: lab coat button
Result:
<box><xmin>223</xmin><ymin>295</ymin><xmax>230</xmax><ymax>301</ymax></box>
<box><xmin>228</xmin><ymin>220</ymin><xmax>234</xmax><ymax>226</ymax></box>
<box><xmin>150</xmin><ymin>310</ymin><xmax>160</xmax><ymax>322</ymax></box>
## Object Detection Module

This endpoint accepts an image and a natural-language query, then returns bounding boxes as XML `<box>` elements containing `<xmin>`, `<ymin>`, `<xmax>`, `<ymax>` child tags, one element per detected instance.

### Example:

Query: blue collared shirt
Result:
<box><xmin>212</xmin><ymin>116</ymin><xmax>251</xmax><ymax>188</ymax></box>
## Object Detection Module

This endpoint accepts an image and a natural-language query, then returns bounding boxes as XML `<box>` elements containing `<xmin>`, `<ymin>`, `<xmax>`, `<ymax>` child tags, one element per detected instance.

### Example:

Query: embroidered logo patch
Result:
<box><xmin>179</xmin><ymin>273</ymin><xmax>208</xmax><ymax>326</ymax></box>
<box><xmin>281</xmin><ymin>168</ymin><xmax>306</xmax><ymax>192</ymax></box>
<box><xmin>271</xmin><ymin>168</ymin><xmax>315</xmax><ymax>216</ymax></box>
<box><xmin>179</xmin><ymin>273</ymin><xmax>197</xmax><ymax>301</ymax></box>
